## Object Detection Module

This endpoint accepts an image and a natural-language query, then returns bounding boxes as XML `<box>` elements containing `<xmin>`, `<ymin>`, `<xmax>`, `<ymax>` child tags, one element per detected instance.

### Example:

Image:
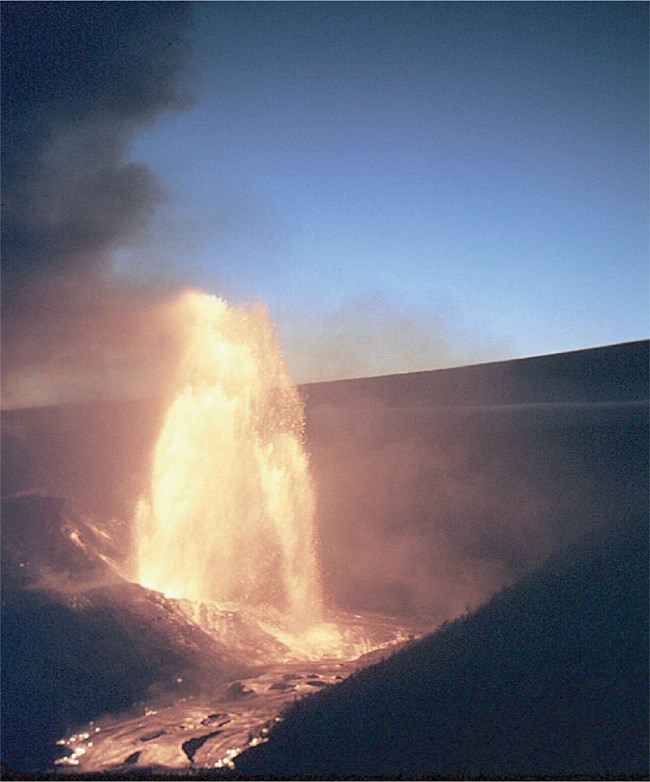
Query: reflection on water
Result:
<box><xmin>55</xmin><ymin>609</ymin><xmax>423</xmax><ymax>772</ymax></box>
<box><xmin>56</xmin><ymin>662</ymin><xmax>346</xmax><ymax>770</ymax></box>
<box><xmin>52</xmin><ymin>296</ymin><xmax>429</xmax><ymax>772</ymax></box>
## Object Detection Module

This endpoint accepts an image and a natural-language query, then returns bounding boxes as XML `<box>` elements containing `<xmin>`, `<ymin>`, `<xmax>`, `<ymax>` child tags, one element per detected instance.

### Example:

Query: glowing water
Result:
<box><xmin>135</xmin><ymin>291</ymin><xmax>323</xmax><ymax>632</ymax></box>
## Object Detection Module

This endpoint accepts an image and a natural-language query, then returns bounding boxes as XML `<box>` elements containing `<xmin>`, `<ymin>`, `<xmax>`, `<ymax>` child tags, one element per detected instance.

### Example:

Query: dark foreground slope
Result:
<box><xmin>304</xmin><ymin>339</ymin><xmax>649</xmax><ymax>408</ymax></box>
<box><xmin>234</xmin><ymin>341</ymin><xmax>650</xmax><ymax>779</ymax></box>
<box><xmin>1</xmin><ymin>341</ymin><xmax>648</xmax><ymax>775</ymax></box>
<box><xmin>1</xmin><ymin>495</ymin><xmax>250</xmax><ymax>772</ymax></box>
<box><xmin>235</xmin><ymin>511</ymin><xmax>649</xmax><ymax>779</ymax></box>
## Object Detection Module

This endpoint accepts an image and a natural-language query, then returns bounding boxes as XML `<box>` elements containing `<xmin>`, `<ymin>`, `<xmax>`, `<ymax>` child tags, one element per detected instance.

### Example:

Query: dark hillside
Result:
<box><xmin>1</xmin><ymin>398</ymin><xmax>166</xmax><ymax>520</ymax></box>
<box><xmin>235</xmin><ymin>509</ymin><xmax>649</xmax><ymax>778</ymax></box>
<box><xmin>2</xmin><ymin>342</ymin><xmax>647</xmax><ymax>774</ymax></box>
<box><xmin>4</xmin><ymin>343</ymin><xmax>646</xmax><ymax>619</ymax></box>
<box><xmin>234</xmin><ymin>341</ymin><xmax>650</xmax><ymax>778</ymax></box>
<box><xmin>1</xmin><ymin>495</ymin><xmax>249</xmax><ymax>772</ymax></box>
<box><xmin>304</xmin><ymin>341</ymin><xmax>649</xmax><ymax>618</ymax></box>
<box><xmin>304</xmin><ymin>340</ymin><xmax>649</xmax><ymax>408</ymax></box>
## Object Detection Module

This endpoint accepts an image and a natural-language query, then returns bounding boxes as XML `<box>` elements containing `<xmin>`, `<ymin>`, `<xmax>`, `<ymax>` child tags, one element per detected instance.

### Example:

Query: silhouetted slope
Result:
<box><xmin>304</xmin><ymin>340</ymin><xmax>649</xmax><ymax>408</ymax></box>
<box><xmin>2</xmin><ymin>342</ymin><xmax>647</xmax><ymax>775</ymax></box>
<box><xmin>236</xmin><ymin>513</ymin><xmax>649</xmax><ymax>778</ymax></box>
<box><xmin>305</xmin><ymin>342</ymin><xmax>649</xmax><ymax>618</ymax></box>
<box><xmin>1</xmin><ymin>495</ymin><xmax>249</xmax><ymax>772</ymax></box>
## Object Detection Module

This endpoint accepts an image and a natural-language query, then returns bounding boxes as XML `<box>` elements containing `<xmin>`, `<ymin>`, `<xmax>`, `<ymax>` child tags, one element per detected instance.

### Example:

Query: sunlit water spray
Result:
<box><xmin>134</xmin><ymin>291</ymin><xmax>342</xmax><ymax>658</ymax></box>
<box><xmin>56</xmin><ymin>290</ymin><xmax>422</xmax><ymax>770</ymax></box>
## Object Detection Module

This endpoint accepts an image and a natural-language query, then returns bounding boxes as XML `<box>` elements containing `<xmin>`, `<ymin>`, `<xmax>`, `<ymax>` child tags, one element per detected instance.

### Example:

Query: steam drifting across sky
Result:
<box><xmin>136</xmin><ymin>2</ymin><xmax>649</xmax><ymax>379</ymax></box>
<box><xmin>1</xmin><ymin>3</ymin><xmax>192</xmax><ymax>408</ymax></box>
<box><xmin>2</xmin><ymin>2</ymin><xmax>648</xmax><ymax>407</ymax></box>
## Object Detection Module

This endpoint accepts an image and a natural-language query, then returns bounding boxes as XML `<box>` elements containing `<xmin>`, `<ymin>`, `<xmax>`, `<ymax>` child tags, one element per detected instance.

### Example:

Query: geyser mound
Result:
<box><xmin>134</xmin><ymin>291</ymin><xmax>343</xmax><ymax>659</ymax></box>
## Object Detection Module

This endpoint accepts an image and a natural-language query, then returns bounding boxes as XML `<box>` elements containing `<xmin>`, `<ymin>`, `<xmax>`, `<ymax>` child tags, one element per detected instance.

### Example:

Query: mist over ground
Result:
<box><xmin>1</xmin><ymin>341</ymin><xmax>647</xmax><ymax>774</ymax></box>
<box><xmin>236</xmin><ymin>498</ymin><xmax>649</xmax><ymax>778</ymax></box>
<box><xmin>3</xmin><ymin>342</ymin><xmax>646</xmax><ymax>624</ymax></box>
<box><xmin>1</xmin><ymin>3</ymin><xmax>647</xmax><ymax>776</ymax></box>
<box><xmin>236</xmin><ymin>341</ymin><xmax>649</xmax><ymax>778</ymax></box>
<box><xmin>304</xmin><ymin>341</ymin><xmax>648</xmax><ymax>619</ymax></box>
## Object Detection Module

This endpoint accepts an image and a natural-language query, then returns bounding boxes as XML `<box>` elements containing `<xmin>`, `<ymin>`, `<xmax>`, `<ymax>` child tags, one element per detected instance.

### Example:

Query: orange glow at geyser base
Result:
<box><xmin>134</xmin><ymin>290</ymin><xmax>343</xmax><ymax>659</ymax></box>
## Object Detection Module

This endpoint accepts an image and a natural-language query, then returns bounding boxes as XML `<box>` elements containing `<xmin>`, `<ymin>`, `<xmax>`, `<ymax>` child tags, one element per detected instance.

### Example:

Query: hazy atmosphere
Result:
<box><xmin>1</xmin><ymin>3</ymin><xmax>647</xmax><ymax>779</ymax></box>
<box><xmin>2</xmin><ymin>2</ymin><xmax>648</xmax><ymax>408</ymax></box>
<box><xmin>138</xmin><ymin>1</ymin><xmax>648</xmax><ymax>379</ymax></box>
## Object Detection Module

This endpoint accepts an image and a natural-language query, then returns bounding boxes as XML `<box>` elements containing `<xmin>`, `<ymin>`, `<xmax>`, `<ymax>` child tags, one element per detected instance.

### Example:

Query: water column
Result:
<box><xmin>135</xmin><ymin>291</ymin><xmax>323</xmax><ymax>630</ymax></box>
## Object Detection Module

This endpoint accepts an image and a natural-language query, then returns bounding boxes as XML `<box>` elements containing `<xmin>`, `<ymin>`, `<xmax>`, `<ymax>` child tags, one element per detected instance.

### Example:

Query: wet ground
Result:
<box><xmin>54</xmin><ymin>611</ymin><xmax>424</xmax><ymax>773</ymax></box>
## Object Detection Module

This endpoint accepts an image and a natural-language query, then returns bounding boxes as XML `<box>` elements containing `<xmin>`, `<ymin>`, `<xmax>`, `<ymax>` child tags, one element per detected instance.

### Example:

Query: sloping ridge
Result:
<box><xmin>303</xmin><ymin>340</ymin><xmax>649</xmax><ymax>408</ymax></box>
<box><xmin>234</xmin><ymin>341</ymin><xmax>650</xmax><ymax>779</ymax></box>
<box><xmin>235</xmin><ymin>510</ymin><xmax>649</xmax><ymax>778</ymax></box>
<box><xmin>1</xmin><ymin>341</ymin><xmax>648</xmax><ymax>776</ymax></box>
<box><xmin>3</xmin><ymin>341</ymin><xmax>646</xmax><ymax>521</ymax></box>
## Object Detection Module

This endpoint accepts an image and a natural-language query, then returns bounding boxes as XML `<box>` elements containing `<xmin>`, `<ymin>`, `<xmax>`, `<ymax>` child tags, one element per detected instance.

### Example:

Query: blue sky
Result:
<box><xmin>128</xmin><ymin>2</ymin><xmax>648</xmax><ymax>382</ymax></box>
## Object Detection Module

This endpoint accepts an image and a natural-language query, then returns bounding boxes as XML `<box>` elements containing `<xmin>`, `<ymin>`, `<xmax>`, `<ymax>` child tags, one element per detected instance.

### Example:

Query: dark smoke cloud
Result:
<box><xmin>1</xmin><ymin>2</ymin><xmax>192</xmax><ymax>407</ymax></box>
<box><xmin>2</xmin><ymin>1</ymin><xmax>190</xmax><ymax>287</ymax></box>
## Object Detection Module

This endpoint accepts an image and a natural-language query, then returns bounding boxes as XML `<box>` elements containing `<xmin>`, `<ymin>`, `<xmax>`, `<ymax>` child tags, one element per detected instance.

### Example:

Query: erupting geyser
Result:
<box><xmin>135</xmin><ymin>291</ymin><xmax>325</xmax><ymax>638</ymax></box>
